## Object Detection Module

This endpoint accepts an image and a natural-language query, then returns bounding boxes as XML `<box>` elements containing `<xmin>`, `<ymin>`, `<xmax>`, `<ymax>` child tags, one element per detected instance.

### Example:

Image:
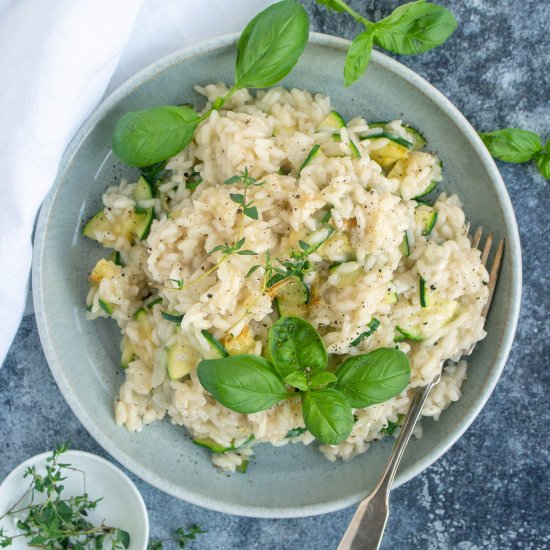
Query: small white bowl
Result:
<box><xmin>0</xmin><ymin>450</ymin><xmax>149</xmax><ymax>550</ymax></box>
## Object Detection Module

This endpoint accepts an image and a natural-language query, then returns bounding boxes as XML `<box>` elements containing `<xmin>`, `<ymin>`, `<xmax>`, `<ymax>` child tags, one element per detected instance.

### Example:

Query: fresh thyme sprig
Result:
<box><xmin>0</xmin><ymin>443</ymin><xmax>130</xmax><ymax>549</ymax></box>
<box><xmin>147</xmin><ymin>525</ymin><xmax>206</xmax><ymax>550</ymax></box>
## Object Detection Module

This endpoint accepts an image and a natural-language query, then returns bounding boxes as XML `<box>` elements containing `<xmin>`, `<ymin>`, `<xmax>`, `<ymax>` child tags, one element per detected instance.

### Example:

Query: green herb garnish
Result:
<box><xmin>0</xmin><ymin>443</ymin><xmax>131</xmax><ymax>549</ymax></box>
<box><xmin>112</xmin><ymin>0</ymin><xmax>309</xmax><ymax>166</ymax></box>
<box><xmin>197</xmin><ymin>317</ymin><xmax>410</xmax><ymax>445</ymax></box>
<box><xmin>147</xmin><ymin>525</ymin><xmax>206</xmax><ymax>550</ymax></box>
<box><xmin>316</xmin><ymin>0</ymin><xmax>457</xmax><ymax>86</ymax></box>
<box><xmin>479</xmin><ymin>128</ymin><xmax>549</xmax><ymax>179</ymax></box>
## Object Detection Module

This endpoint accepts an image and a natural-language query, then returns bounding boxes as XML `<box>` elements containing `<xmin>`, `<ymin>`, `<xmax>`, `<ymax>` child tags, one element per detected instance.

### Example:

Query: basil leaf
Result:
<box><xmin>344</xmin><ymin>31</ymin><xmax>374</xmax><ymax>87</ymax></box>
<box><xmin>112</xmin><ymin>105</ymin><xmax>200</xmax><ymax>167</ymax></box>
<box><xmin>334</xmin><ymin>347</ymin><xmax>410</xmax><ymax>408</ymax></box>
<box><xmin>374</xmin><ymin>1</ymin><xmax>457</xmax><ymax>55</ymax></box>
<box><xmin>535</xmin><ymin>140</ymin><xmax>550</xmax><ymax>179</ymax></box>
<box><xmin>302</xmin><ymin>389</ymin><xmax>353</xmax><ymax>445</ymax></box>
<box><xmin>479</xmin><ymin>128</ymin><xmax>543</xmax><ymax>163</ymax></box>
<box><xmin>235</xmin><ymin>0</ymin><xmax>309</xmax><ymax>89</ymax></box>
<box><xmin>284</xmin><ymin>372</ymin><xmax>310</xmax><ymax>391</ymax></box>
<box><xmin>197</xmin><ymin>355</ymin><xmax>287</xmax><ymax>413</ymax></box>
<box><xmin>269</xmin><ymin>316</ymin><xmax>327</xmax><ymax>380</ymax></box>
<box><xmin>308</xmin><ymin>371</ymin><xmax>338</xmax><ymax>388</ymax></box>
<box><xmin>315</xmin><ymin>0</ymin><xmax>346</xmax><ymax>12</ymax></box>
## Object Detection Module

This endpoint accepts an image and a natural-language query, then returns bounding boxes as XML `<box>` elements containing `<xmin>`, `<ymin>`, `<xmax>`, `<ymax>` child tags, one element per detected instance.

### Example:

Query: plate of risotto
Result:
<box><xmin>33</xmin><ymin>31</ymin><xmax>521</xmax><ymax>517</ymax></box>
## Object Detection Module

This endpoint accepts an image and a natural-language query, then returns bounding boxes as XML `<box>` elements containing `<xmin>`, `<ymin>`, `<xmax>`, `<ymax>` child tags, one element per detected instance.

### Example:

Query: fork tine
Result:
<box><xmin>481</xmin><ymin>238</ymin><xmax>505</xmax><ymax>318</ymax></box>
<box><xmin>471</xmin><ymin>226</ymin><xmax>483</xmax><ymax>249</ymax></box>
<box><xmin>481</xmin><ymin>231</ymin><xmax>493</xmax><ymax>265</ymax></box>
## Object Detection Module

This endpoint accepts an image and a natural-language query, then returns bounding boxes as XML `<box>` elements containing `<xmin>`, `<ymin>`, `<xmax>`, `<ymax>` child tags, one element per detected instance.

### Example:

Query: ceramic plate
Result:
<box><xmin>33</xmin><ymin>33</ymin><xmax>521</xmax><ymax>518</ymax></box>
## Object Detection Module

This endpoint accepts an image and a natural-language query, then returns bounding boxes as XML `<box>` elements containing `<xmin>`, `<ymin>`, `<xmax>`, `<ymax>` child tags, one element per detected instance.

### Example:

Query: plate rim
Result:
<box><xmin>32</xmin><ymin>31</ymin><xmax>522</xmax><ymax>518</ymax></box>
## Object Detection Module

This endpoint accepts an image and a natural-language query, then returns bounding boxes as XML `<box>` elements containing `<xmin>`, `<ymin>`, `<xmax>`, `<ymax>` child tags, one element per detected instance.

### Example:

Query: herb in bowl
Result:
<box><xmin>0</xmin><ymin>444</ymin><xmax>131</xmax><ymax>549</ymax></box>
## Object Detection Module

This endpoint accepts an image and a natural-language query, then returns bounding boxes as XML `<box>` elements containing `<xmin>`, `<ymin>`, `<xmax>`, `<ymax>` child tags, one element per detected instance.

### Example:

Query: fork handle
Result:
<box><xmin>338</xmin><ymin>377</ymin><xmax>440</xmax><ymax>550</ymax></box>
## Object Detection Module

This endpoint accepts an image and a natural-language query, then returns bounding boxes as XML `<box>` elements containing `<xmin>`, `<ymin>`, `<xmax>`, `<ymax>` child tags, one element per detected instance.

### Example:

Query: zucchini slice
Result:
<box><xmin>405</xmin><ymin>126</ymin><xmax>426</xmax><ymax>150</ymax></box>
<box><xmin>274</xmin><ymin>275</ymin><xmax>309</xmax><ymax>317</ymax></box>
<box><xmin>399</xmin><ymin>233</ymin><xmax>410</xmax><ymax>257</ymax></box>
<box><xmin>384</xmin><ymin>282</ymin><xmax>399</xmax><ymax>304</ymax></box>
<box><xmin>298</xmin><ymin>144</ymin><xmax>321</xmax><ymax>175</ymax></box>
<box><xmin>296</xmin><ymin>226</ymin><xmax>335</xmax><ymax>255</ymax></box>
<box><xmin>361</xmin><ymin>132</ymin><xmax>413</xmax><ymax>149</ymax></box>
<box><xmin>134</xmin><ymin>207</ymin><xmax>154</xmax><ymax>241</ymax></box>
<box><xmin>350</xmin><ymin>318</ymin><xmax>381</xmax><ymax>347</ymax></box>
<box><xmin>414</xmin><ymin>180</ymin><xmax>438</xmax><ymax>199</ymax></box>
<box><xmin>319</xmin><ymin>110</ymin><xmax>346</xmax><ymax>130</ymax></box>
<box><xmin>349</xmin><ymin>139</ymin><xmax>362</xmax><ymax>159</ymax></box>
<box><xmin>161</xmin><ymin>311</ymin><xmax>184</xmax><ymax>323</ymax></box>
<box><xmin>368</xmin><ymin>140</ymin><xmax>410</xmax><ymax>171</ymax></box>
<box><xmin>120</xmin><ymin>336</ymin><xmax>134</xmax><ymax>369</ymax></box>
<box><xmin>328</xmin><ymin>261</ymin><xmax>364</xmax><ymax>289</ymax></box>
<box><xmin>109</xmin><ymin>250</ymin><xmax>124</xmax><ymax>267</ymax></box>
<box><xmin>89</xmin><ymin>258</ymin><xmax>119</xmax><ymax>285</ymax></box>
<box><xmin>201</xmin><ymin>329</ymin><xmax>229</xmax><ymax>359</ymax></box>
<box><xmin>318</xmin><ymin>231</ymin><xmax>355</xmax><ymax>262</ymax></box>
<box><xmin>286</xmin><ymin>427</ymin><xmax>307</xmax><ymax>438</ymax></box>
<box><xmin>419</xmin><ymin>276</ymin><xmax>427</xmax><ymax>307</ymax></box>
<box><xmin>166</xmin><ymin>339</ymin><xmax>197</xmax><ymax>380</ymax></box>
<box><xmin>146</xmin><ymin>297</ymin><xmax>163</xmax><ymax>309</ymax></box>
<box><xmin>83</xmin><ymin>207</ymin><xmax>152</xmax><ymax>244</ymax></box>
<box><xmin>395</xmin><ymin>325</ymin><xmax>423</xmax><ymax>342</ymax></box>
<box><xmin>134</xmin><ymin>176</ymin><xmax>154</xmax><ymax>201</ymax></box>
<box><xmin>415</xmin><ymin>205</ymin><xmax>438</xmax><ymax>236</ymax></box>
<box><xmin>185</xmin><ymin>172</ymin><xmax>202</xmax><ymax>192</ymax></box>
<box><xmin>223</xmin><ymin>325</ymin><xmax>257</xmax><ymax>356</ymax></box>
<box><xmin>192</xmin><ymin>435</ymin><xmax>254</xmax><ymax>454</ymax></box>
<box><xmin>99</xmin><ymin>299</ymin><xmax>113</xmax><ymax>315</ymax></box>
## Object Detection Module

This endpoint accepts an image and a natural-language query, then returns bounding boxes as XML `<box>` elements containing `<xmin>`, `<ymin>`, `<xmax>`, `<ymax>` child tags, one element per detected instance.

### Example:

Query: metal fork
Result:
<box><xmin>338</xmin><ymin>228</ymin><xmax>504</xmax><ymax>550</ymax></box>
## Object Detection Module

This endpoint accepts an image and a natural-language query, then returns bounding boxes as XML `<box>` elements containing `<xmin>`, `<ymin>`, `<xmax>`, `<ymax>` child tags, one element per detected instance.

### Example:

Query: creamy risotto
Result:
<box><xmin>83</xmin><ymin>84</ymin><xmax>488</xmax><ymax>472</ymax></box>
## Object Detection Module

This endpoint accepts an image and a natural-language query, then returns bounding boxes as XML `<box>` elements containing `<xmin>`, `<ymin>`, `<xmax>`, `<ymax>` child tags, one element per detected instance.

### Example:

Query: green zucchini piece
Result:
<box><xmin>328</xmin><ymin>261</ymin><xmax>363</xmax><ymax>288</ymax></box>
<box><xmin>414</xmin><ymin>180</ymin><xmax>438</xmax><ymax>199</ymax></box>
<box><xmin>320</xmin><ymin>209</ymin><xmax>332</xmax><ymax>224</ymax></box>
<box><xmin>99</xmin><ymin>299</ymin><xmax>113</xmax><ymax>315</ymax></box>
<box><xmin>86</xmin><ymin>303</ymin><xmax>93</xmax><ymax>312</ymax></box>
<box><xmin>384</xmin><ymin>282</ymin><xmax>399</xmax><ymax>304</ymax></box>
<box><xmin>146</xmin><ymin>297</ymin><xmax>163</xmax><ymax>309</ymax></box>
<box><xmin>236</xmin><ymin>460</ymin><xmax>249</xmax><ymax>474</ymax></box>
<box><xmin>318</xmin><ymin>231</ymin><xmax>355</xmax><ymax>262</ymax></box>
<box><xmin>349</xmin><ymin>139</ymin><xmax>362</xmax><ymax>159</ymax></box>
<box><xmin>319</xmin><ymin>110</ymin><xmax>346</xmax><ymax>130</ymax></box>
<box><xmin>161</xmin><ymin>311</ymin><xmax>184</xmax><ymax>323</ymax></box>
<box><xmin>395</xmin><ymin>325</ymin><xmax>423</xmax><ymax>342</ymax></box>
<box><xmin>192</xmin><ymin>434</ymin><xmax>255</xmax><ymax>454</ymax></box>
<box><xmin>166</xmin><ymin>340</ymin><xmax>196</xmax><ymax>380</ymax></box>
<box><xmin>361</xmin><ymin>132</ymin><xmax>413</xmax><ymax>149</ymax></box>
<box><xmin>405</xmin><ymin>126</ymin><xmax>426</xmax><ymax>150</ymax></box>
<box><xmin>400</xmin><ymin>233</ymin><xmax>410</xmax><ymax>257</ymax></box>
<box><xmin>134</xmin><ymin>207</ymin><xmax>154</xmax><ymax>240</ymax></box>
<box><xmin>134</xmin><ymin>307</ymin><xmax>147</xmax><ymax>320</ymax></box>
<box><xmin>192</xmin><ymin>438</ymin><xmax>231</xmax><ymax>454</ymax></box>
<box><xmin>201</xmin><ymin>329</ymin><xmax>229</xmax><ymax>358</ymax></box>
<box><xmin>368</xmin><ymin>140</ymin><xmax>410</xmax><ymax>171</ymax></box>
<box><xmin>415</xmin><ymin>205</ymin><xmax>438</xmax><ymax>236</ymax></box>
<box><xmin>134</xmin><ymin>176</ymin><xmax>154</xmax><ymax>201</ymax></box>
<box><xmin>350</xmin><ymin>318</ymin><xmax>381</xmax><ymax>347</ymax></box>
<box><xmin>274</xmin><ymin>275</ymin><xmax>309</xmax><ymax>317</ymax></box>
<box><xmin>298</xmin><ymin>144</ymin><xmax>321</xmax><ymax>175</ymax></box>
<box><xmin>419</xmin><ymin>276</ymin><xmax>437</xmax><ymax>307</ymax></box>
<box><xmin>286</xmin><ymin>427</ymin><xmax>307</xmax><ymax>438</ymax></box>
<box><xmin>109</xmin><ymin>250</ymin><xmax>124</xmax><ymax>267</ymax></box>
<box><xmin>186</xmin><ymin>172</ymin><xmax>202</xmax><ymax>192</ymax></box>
<box><xmin>120</xmin><ymin>337</ymin><xmax>134</xmax><ymax>369</ymax></box>
<box><xmin>298</xmin><ymin>226</ymin><xmax>336</xmax><ymax>255</ymax></box>
<box><xmin>367</xmin><ymin>121</ymin><xmax>388</xmax><ymax>129</ymax></box>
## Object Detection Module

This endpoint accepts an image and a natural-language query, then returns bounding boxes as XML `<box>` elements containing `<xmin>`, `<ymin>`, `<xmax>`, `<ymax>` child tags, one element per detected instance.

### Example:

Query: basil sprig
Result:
<box><xmin>112</xmin><ymin>0</ymin><xmax>308</xmax><ymax>166</ymax></box>
<box><xmin>197</xmin><ymin>316</ymin><xmax>410</xmax><ymax>445</ymax></box>
<box><xmin>479</xmin><ymin>128</ymin><xmax>550</xmax><ymax>179</ymax></box>
<box><xmin>316</xmin><ymin>0</ymin><xmax>457</xmax><ymax>86</ymax></box>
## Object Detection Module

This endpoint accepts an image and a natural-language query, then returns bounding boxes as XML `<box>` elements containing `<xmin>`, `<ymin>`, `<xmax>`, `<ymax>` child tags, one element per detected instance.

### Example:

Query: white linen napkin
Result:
<box><xmin>0</xmin><ymin>0</ymin><xmax>274</xmax><ymax>364</ymax></box>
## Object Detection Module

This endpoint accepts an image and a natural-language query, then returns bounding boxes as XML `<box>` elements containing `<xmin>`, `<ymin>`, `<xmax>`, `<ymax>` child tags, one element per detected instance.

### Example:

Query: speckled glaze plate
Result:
<box><xmin>33</xmin><ymin>33</ymin><xmax>521</xmax><ymax>518</ymax></box>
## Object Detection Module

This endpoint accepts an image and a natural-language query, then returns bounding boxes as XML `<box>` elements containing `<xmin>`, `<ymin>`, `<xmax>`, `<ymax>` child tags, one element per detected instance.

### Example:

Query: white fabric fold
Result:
<box><xmin>0</xmin><ymin>0</ymin><xmax>274</xmax><ymax>363</ymax></box>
